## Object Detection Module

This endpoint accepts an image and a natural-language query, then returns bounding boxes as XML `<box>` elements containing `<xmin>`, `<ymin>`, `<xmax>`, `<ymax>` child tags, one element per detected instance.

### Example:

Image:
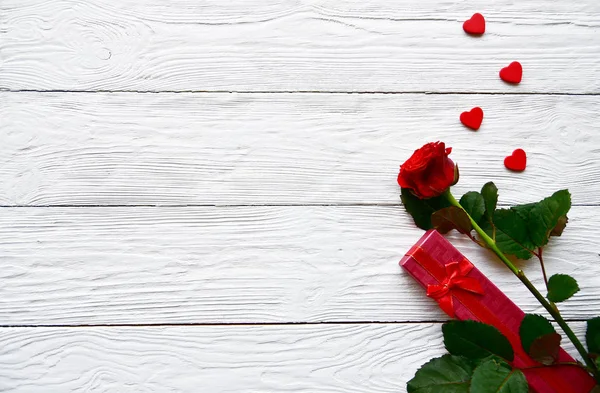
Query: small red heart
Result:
<box><xmin>504</xmin><ymin>149</ymin><xmax>527</xmax><ymax>171</ymax></box>
<box><xmin>500</xmin><ymin>62</ymin><xmax>523</xmax><ymax>84</ymax></box>
<box><xmin>463</xmin><ymin>13</ymin><xmax>485</xmax><ymax>35</ymax></box>
<box><xmin>460</xmin><ymin>107</ymin><xmax>484</xmax><ymax>130</ymax></box>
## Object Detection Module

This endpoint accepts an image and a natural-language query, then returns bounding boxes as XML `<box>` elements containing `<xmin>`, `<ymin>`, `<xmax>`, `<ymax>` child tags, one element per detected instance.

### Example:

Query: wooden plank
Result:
<box><xmin>0</xmin><ymin>206</ymin><xmax>597</xmax><ymax>325</ymax></box>
<box><xmin>7</xmin><ymin>0</ymin><xmax>599</xmax><ymax>25</ymax></box>
<box><xmin>2</xmin><ymin>92</ymin><xmax>600</xmax><ymax>206</ymax></box>
<box><xmin>0</xmin><ymin>322</ymin><xmax>587</xmax><ymax>392</ymax></box>
<box><xmin>2</xmin><ymin>1</ymin><xmax>600</xmax><ymax>92</ymax></box>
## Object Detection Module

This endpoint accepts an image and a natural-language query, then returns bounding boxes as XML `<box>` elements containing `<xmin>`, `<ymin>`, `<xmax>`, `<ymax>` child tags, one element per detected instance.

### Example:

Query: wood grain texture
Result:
<box><xmin>2</xmin><ymin>92</ymin><xmax>600</xmax><ymax>206</ymax></box>
<box><xmin>0</xmin><ymin>322</ymin><xmax>587</xmax><ymax>393</ymax></box>
<box><xmin>3</xmin><ymin>1</ymin><xmax>600</xmax><ymax>390</ymax></box>
<box><xmin>1</xmin><ymin>206</ymin><xmax>598</xmax><ymax>325</ymax></box>
<box><xmin>2</xmin><ymin>1</ymin><xmax>600</xmax><ymax>92</ymax></box>
<box><xmin>7</xmin><ymin>0</ymin><xmax>600</xmax><ymax>25</ymax></box>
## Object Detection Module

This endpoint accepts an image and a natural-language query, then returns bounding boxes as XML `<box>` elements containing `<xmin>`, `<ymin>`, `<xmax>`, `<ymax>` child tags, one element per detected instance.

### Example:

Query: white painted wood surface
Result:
<box><xmin>0</xmin><ymin>323</ymin><xmax>587</xmax><ymax>393</ymax></box>
<box><xmin>2</xmin><ymin>93</ymin><xmax>600</xmax><ymax>205</ymax></box>
<box><xmin>2</xmin><ymin>1</ymin><xmax>600</xmax><ymax>92</ymax></box>
<box><xmin>2</xmin><ymin>0</ymin><xmax>600</xmax><ymax>391</ymax></box>
<box><xmin>1</xmin><ymin>206</ymin><xmax>599</xmax><ymax>325</ymax></box>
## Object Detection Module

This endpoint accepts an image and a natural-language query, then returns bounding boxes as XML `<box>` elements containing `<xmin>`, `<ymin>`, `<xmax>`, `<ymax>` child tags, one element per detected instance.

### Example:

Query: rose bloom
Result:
<box><xmin>397</xmin><ymin>141</ymin><xmax>458</xmax><ymax>199</ymax></box>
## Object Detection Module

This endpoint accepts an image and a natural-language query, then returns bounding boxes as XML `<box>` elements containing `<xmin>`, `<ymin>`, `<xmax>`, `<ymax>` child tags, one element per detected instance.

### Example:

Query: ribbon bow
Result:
<box><xmin>426</xmin><ymin>258</ymin><xmax>485</xmax><ymax>317</ymax></box>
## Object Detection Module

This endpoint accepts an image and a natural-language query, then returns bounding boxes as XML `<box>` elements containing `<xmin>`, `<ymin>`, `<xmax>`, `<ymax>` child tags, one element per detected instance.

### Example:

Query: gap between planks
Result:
<box><xmin>2</xmin><ymin>89</ymin><xmax>600</xmax><ymax>96</ymax></box>
<box><xmin>0</xmin><ymin>319</ymin><xmax>590</xmax><ymax>328</ymax></box>
<box><xmin>0</xmin><ymin>203</ymin><xmax>598</xmax><ymax>208</ymax></box>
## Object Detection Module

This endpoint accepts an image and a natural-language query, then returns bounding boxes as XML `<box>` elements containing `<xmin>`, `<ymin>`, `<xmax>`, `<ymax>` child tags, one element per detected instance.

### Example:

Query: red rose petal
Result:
<box><xmin>397</xmin><ymin>141</ymin><xmax>455</xmax><ymax>199</ymax></box>
<box><xmin>504</xmin><ymin>149</ymin><xmax>527</xmax><ymax>171</ymax></box>
<box><xmin>460</xmin><ymin>107</ymin><xmax>484</xmax><ymax>131</ymax></box>
<box><xmin>463</xmin><ymin>13</ymin><xmax>485</xmax><ymax>35</ymax></box>
<box><xmin>500</xmin><ymin>62</ymin><xmax>523</xmax><ymax>84</ymax></box>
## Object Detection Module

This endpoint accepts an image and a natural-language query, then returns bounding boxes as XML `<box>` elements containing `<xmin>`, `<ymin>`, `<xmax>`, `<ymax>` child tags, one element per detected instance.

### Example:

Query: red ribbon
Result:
<box><xmin>425</xmin><ymin>257</ymin><xmax>485</xmax><ymax>317</ymax></box>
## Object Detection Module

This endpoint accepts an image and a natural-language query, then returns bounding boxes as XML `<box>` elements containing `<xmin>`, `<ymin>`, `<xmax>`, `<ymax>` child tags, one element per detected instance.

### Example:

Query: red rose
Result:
<box><xmin>397</xmin><ymin>142</ymin><xmax>458</xmax><ymax>199</ymax></box>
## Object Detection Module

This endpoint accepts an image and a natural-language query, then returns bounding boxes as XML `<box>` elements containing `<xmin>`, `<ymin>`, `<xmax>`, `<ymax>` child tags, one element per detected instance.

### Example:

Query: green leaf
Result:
<box><xmin>443</xmin><ymin>320</ymin><xmax>514</xmax><ymax>362</ymax></box>
<box><xmin>587</xmin><ymin>317</ymin><xmax>600</xmax><ymax>354</ymax></box>
<box><xmin>519</xmin><ymin>314</ymin><xmax>557</xmax><ymax>353</ymax></box>
<box><xmin>550</xmin><ymin>215</ymin><xmax>568</xmax><ymax>237</ymax></box>
<box><xmin>460</xmin><ymin>191</ymin><xmax>486</xmax><ymax>224</ymax></box>
<box><xmin>511</xmin><ymin>202</ymin><xmax>537</xmax><ymax>222</ymax></box>
<box><xmin>528</xmin><ymin>190</ymin><xmax>571</xmax><ymax>247</ymax></box>
<box><xmin>401</xmin><ymin>188</ymin><xmax>451</xmax><ymax>230</ymax></box>
<box><xmin>547</xmin><ymin>274</ymin><xmax>580</xmax><ymax>303</ymax></box>
<box><xmin>406</xmin><ymin>355</ymin><xmax>474</xmax><ymax>393</ymax></box>
<box><xmin>518</xmin><ymin>313</ymin><xmax>562</xmax><ymax>366</ymax></box>
<box><xmin>482</xmin><ymin>208</ymin><xmax>535</xmax><ymax>260</ymax></box>
<box><xmin>481</xmin><ymin>182</ymin><xmax>498</xmax><ymax>223</ymax></box>
<box><xmin>431</xmin><ymin>206</ymin><xmax>473</xmax><ymax>235</ymax></box>
<box><xmin>529</xmin><ymin>333</ymin><xmax>562</xmax><ymax>365</ymax></box>
<box><xmin>470</xmin><ymin>358</ymin><xmax>529</xmax><ymax>393</ymax></box>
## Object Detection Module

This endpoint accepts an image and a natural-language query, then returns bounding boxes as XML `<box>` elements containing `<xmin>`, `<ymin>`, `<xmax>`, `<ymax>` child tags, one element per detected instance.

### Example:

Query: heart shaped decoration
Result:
<box><xmin>463</xmin><ymin>13</ymin><xmax>485</xmax><ymax>35</ymax></box>
<box><xmin>500</xmin><ymin>62</ymin><xmax>523</xmax><ymax>84</ymax></box>
<box><xmin>460</xmin><ymin>107</ymin><xmax>484</xmax><ymax>130</ymax></box>
<box><xmin>504</xmin><ymin>149</ymin><xmax>527</xmax><ymax>171</ymax></box>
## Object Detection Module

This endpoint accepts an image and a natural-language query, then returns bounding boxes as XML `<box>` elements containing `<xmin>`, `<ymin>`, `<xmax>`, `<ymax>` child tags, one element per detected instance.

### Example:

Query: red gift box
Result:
<box><xmin>400</xmin><ymin>229</ymin><xmax>596</xmax><ymax>393</ymax></box>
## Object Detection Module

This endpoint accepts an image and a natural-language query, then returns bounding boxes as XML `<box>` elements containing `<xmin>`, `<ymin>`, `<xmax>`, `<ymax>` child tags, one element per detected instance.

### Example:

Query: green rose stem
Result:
<box><xmin>445</xmin><ymin>190</ymin><xmax>600</xmax><ymax>381</ymax></box>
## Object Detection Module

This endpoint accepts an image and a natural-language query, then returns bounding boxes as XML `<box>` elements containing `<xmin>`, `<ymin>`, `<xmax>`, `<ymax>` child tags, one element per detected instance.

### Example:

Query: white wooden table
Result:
<box><xmin>1</xmin><ymin>1</ymin><xmax>600</xmax><ymax>391</ymax></box>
